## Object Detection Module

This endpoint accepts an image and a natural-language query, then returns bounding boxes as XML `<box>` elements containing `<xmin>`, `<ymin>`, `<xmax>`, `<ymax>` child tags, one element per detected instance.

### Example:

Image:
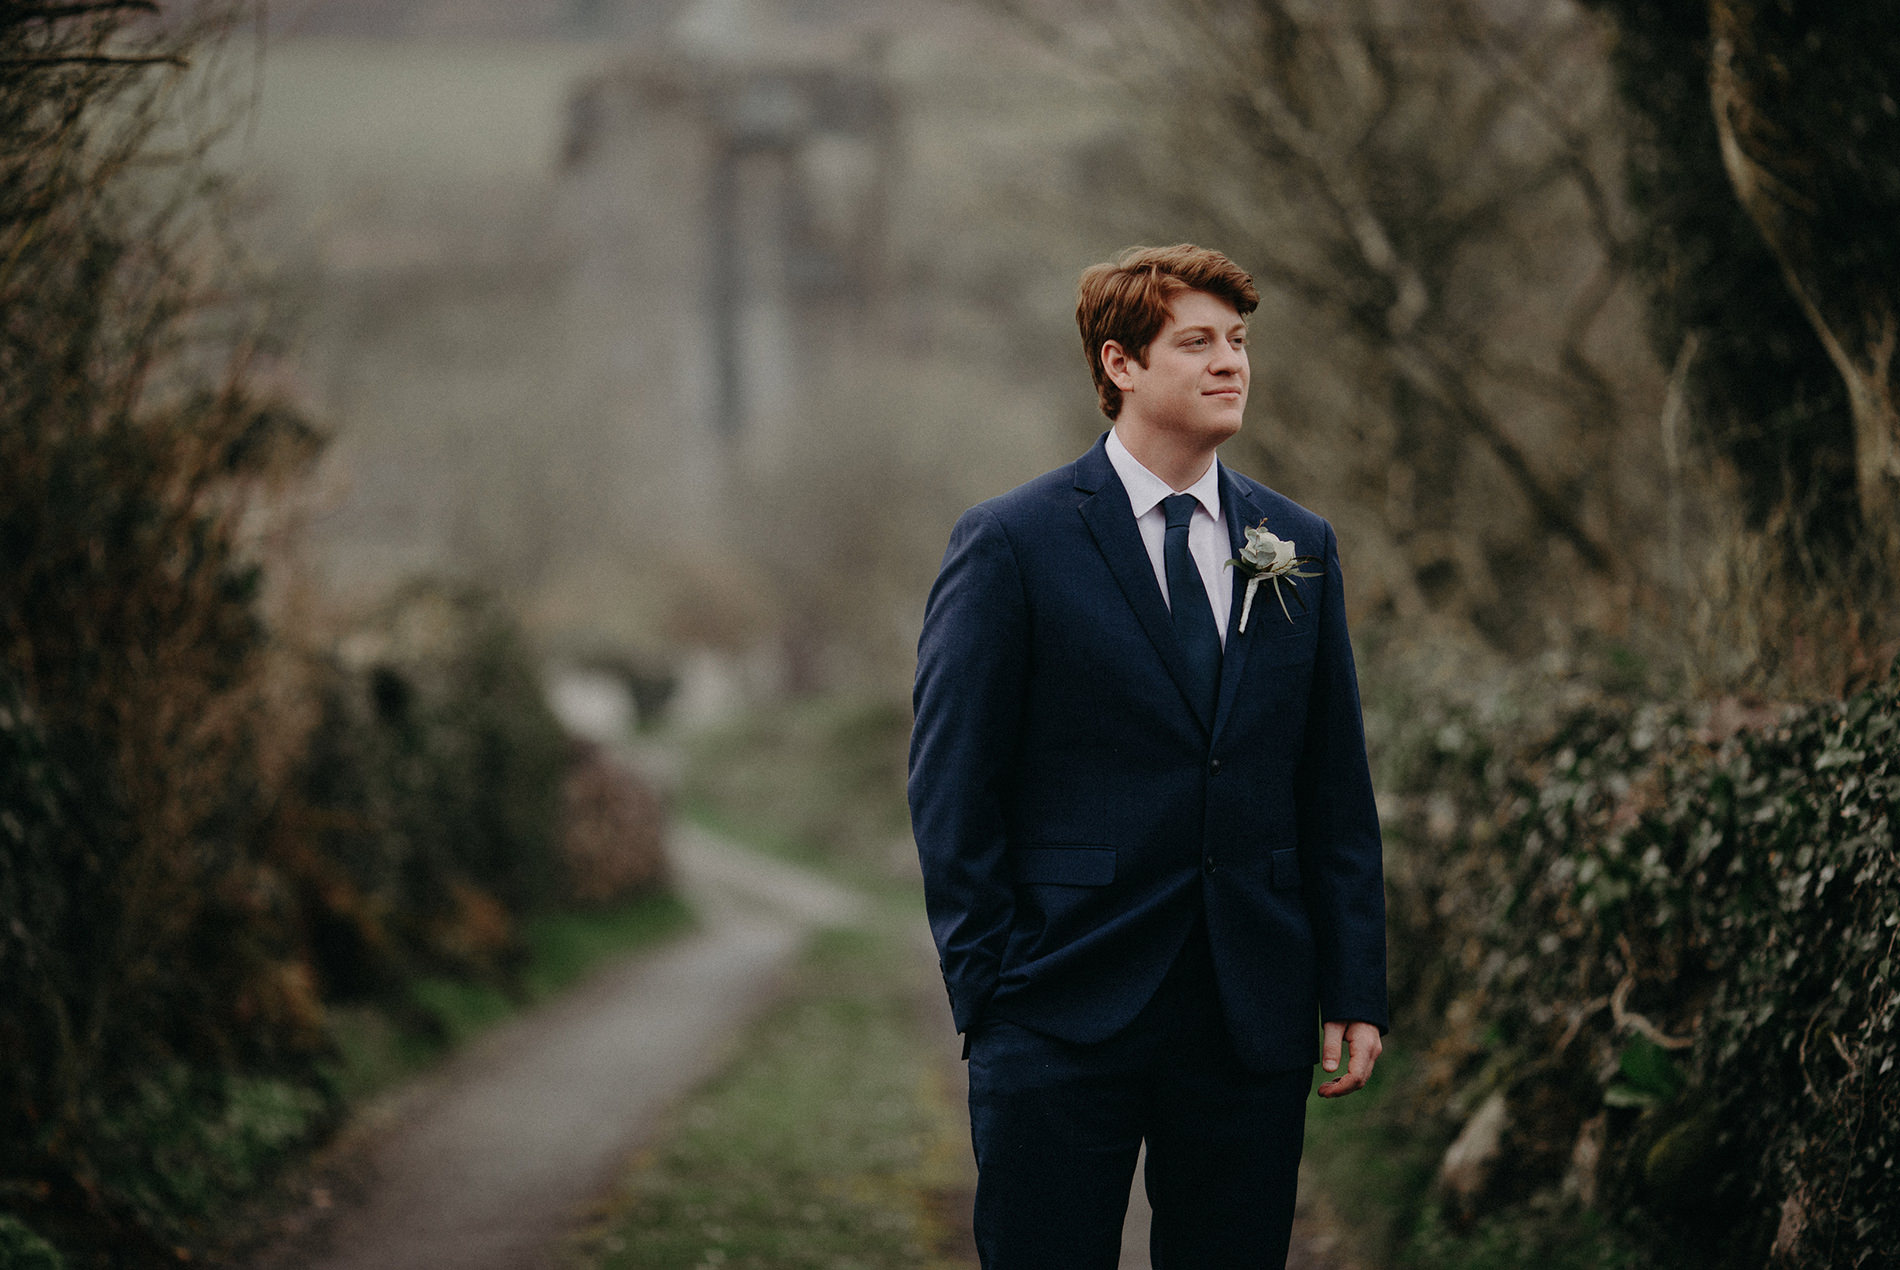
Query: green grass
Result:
<box><xmin>1300</xmin><ymin>1048</ymin><xmax>1657</xmax><ymax>1269</ymax></box>
<box><xmin>566</xmin><ymin>919</ymin><xmax>975</xmax><ymax>1270</ymax></box>
<box><xmin>517</xmin><ymin>897</ymin><xmax>698</xmax><ymax>998</ymax></box>
<box><xmin>324</xmin><ymin>890</ymin><xmax>696</xmax><ymax>1100</ymax></box>
<box><xmin>1300</xmin><ymin>1048</ymin><xmax>1441</xmax><ymax>1263</ymax></box>
<box><xmin>574</xmin><ymin>697</ymin><xmax>973</xmax><ymax>1268</ymax></box>
<box><xmin>675</xmin><ymin>693</ymin><xmax>913</xmax><ymax>884</ymax></box>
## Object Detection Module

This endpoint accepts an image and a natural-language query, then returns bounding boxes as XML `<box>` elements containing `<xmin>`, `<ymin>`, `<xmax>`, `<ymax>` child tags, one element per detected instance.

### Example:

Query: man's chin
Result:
<box><xmin>1205</xmin><ymin>414</ymin><xmax>1246</xmax><ymax>443</ymax></box>
<box><xmin>1151</xmin><ymin>412</ymin><xmax>1246</xmax><ymax>450</ymax></box>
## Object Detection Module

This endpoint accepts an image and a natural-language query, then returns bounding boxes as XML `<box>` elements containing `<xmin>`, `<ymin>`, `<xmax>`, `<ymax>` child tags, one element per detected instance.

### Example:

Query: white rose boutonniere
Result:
<box><xmin>1228</xmin><ymin>519</ymin><xmax>1321</xmax><ymax>633</ymax></box>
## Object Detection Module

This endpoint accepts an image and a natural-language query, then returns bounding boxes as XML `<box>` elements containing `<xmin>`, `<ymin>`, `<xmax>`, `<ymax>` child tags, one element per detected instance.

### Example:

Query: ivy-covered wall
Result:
<box><xmin>1390</xmin><ymin>665</ymin><xmax>1897</xmax><ymax>1266</ymax></box>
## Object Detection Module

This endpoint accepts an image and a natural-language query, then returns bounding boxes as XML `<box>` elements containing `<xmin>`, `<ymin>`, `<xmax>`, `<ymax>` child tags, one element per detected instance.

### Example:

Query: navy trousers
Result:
<box><xmin>966</xmin><ymin>921</ymin><xmax>1311</xmax><ymax>1269</ymax></box>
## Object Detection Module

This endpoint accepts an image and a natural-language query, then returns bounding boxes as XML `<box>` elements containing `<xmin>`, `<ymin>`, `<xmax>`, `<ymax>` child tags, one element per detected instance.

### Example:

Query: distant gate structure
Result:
<box><xmin>558</xmin><ymin>39</ymin><xmax>899</xmax><ymax>470</ymax></box>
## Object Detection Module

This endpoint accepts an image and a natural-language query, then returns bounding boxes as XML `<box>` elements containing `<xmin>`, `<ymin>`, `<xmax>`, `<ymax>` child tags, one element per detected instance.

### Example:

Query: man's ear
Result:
<box><xmin>1101</xmin><ymin>340</ymin><xmax>1140</xmax><ymax>391</ymax></box>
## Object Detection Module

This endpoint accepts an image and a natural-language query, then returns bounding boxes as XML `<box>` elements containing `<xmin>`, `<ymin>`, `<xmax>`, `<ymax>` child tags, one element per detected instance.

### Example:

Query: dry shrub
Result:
<box><xmin>1681</xmin><ymin>489</ymin><xmax>1900</xmax><ymax>699</ymax></box>
<box><xmin>0</xmin><ymin>2</ymin><xmax>343</xmax><ymax>1258</ymax></box>
<box><xmin>292</xmin><ymin>581</ymin><xmax>572</xmax><ymax>994</ymax></box>
<box><xmin>0</xmin><ymin>8</ymin><xmax>592</xmax><ymax>1262</ymax></box>
<box><xmin>559</xmin><ymin>739</ymin><xmax>669</xmax><ymax>906</ymax></box>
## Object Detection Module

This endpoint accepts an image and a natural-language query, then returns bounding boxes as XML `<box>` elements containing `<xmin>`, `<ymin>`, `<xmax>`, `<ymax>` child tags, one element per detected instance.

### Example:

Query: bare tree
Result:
<box><xmin>994</xmin><ymin>0</ymin><xmax>1665</xmax><ymax>650</ymax></box>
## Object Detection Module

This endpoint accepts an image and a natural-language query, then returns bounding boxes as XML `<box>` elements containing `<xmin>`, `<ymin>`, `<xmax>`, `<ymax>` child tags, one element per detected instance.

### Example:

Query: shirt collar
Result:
<box><xmin>1106</xmin><ymin>427</ymin><xmax>1222</xmax><ymax>521</ymax></box>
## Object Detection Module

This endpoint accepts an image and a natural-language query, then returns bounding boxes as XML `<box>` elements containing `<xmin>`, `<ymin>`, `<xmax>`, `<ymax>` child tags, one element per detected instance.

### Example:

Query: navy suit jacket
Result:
<box><xmin>908</xmin><ymin>435</ymin><xmax>1388</xmax><ymax>1073</ymax></box>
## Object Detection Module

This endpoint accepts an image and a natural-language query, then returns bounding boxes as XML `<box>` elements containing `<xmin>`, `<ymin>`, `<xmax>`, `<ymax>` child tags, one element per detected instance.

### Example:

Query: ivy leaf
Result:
<box><xmin>1617</xmin><ymin>1035</ymin><xmax>1688</xmax><ymax>1101</ymax></box>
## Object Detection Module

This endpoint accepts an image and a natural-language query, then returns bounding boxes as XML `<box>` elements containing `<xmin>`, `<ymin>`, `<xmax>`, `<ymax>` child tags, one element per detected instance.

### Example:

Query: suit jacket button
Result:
<box><xmin>1209</xmin><ymin>758</ymin><xmax>1222</xmax><ymax>774</ymax></box>
<box><xmin>1203</xmin><ymin>855</ymin><xmax>1216</xmax><ymax>873</ymax></box>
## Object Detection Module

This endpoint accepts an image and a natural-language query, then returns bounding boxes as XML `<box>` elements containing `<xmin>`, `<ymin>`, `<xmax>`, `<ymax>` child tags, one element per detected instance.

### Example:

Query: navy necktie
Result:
<box><xmin>1162</xmin><ymin>493</ymin><xmax>1221</xmax><ymax>721</ymax></box>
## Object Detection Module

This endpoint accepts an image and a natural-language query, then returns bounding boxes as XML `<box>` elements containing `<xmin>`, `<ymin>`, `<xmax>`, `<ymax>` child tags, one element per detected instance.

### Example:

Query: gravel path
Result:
<box><xmin>262</xmin><ymin>824</ymin><xmax>860</xmax><ymax>1270</ymax></box>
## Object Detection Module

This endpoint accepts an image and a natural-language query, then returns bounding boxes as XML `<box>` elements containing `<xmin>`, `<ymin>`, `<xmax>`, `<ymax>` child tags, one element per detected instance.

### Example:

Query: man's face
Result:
<box><xmin>1109</xmin><ymin>289</ymin><xmax>1250</xmax><ymax>446</ymax></box>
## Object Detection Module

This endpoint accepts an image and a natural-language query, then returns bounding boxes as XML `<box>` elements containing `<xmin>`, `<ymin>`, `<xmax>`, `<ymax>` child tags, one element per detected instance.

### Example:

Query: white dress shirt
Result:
<box><xmin>1106</xmin><ymin>428</ymin><xmax>1230</xmax><ymax>648</ymax></box>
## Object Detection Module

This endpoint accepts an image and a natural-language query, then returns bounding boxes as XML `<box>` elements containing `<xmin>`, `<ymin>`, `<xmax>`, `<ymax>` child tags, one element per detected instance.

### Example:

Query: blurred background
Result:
<box><xmin>244</xmin><ymin>0</ymin><xmax>1114</xmax><ymax>705</ymax></box>
<box><xmin>3</xmin><ymin>0</ymin><xmax>1895</xmax><ymax>1267</ymax></box>
<box><xmin>230</xmin><ymin>0</ymin><xmax>1900</xmax><ymax>703</ymax></box>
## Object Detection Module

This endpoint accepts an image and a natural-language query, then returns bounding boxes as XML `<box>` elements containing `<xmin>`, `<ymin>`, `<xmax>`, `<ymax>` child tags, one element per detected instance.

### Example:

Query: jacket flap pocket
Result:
<box><xmin>1015</xmin><ymin>845</ymin><xmax>1117</xmax><ymax>887</ymax></box>
<box><xmin>1250</xmin><ymin>623</ymin><xmax>1317</xmax><ymax>667</ymax></box>
<box><xmin>1271</xmin><ymin>847</ymin><xmax>1301</xmax><ymax>890</ymax></box>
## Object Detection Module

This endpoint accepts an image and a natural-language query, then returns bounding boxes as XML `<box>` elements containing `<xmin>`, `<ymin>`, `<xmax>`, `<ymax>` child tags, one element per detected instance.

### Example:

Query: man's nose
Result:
<box><xmin>1211</xmin><ymin>342</ymin><xmax>1245</xmax><ymax>375</ymax></box>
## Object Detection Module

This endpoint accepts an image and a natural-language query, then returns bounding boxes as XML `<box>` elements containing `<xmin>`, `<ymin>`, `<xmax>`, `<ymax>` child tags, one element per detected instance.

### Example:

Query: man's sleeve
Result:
<box><xmin>908</xmin><ymin>504</ymin><xmax>1028</xmax><ymax>1035</ymax></box>
<box><xmin>1295</xmin><ymin>519</ymin><xmax>1391</xmax><ymax>1032</ymax></box>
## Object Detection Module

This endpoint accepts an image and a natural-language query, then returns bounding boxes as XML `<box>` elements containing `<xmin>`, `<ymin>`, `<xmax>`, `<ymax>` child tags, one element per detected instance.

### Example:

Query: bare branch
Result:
<box><xmin>0</xmin><ymin>53</ymin><xmax>185</xmax><ymax>68</ymax></box>
<box><xmin>1555</xmin><ymin>260</ymin><xmax>1624</xmax><ymax>426</ymax></box>
<box><xmin>8</xmin><ymin>2</ymin><xmax>161</xmax><ymax>22</ymax></box>
<box><xmin>967</xmin><ymin>0</ymin><xmax>1084</xmax><ymax>58</ymax></box>
<box><xmin>1611</xmin><ymin>976</ymin><xmax>1694</xmax><ymax>1051</ymax></box>
<box><xmin>1459</xmin><ymin>16</ymin><xmax>1628</xmax><ymax>258</ymax></box>
<box><xmin>1403</xmin><ymin>342</ymin><xmax>1616</xmax><ymax>575</ymax></box>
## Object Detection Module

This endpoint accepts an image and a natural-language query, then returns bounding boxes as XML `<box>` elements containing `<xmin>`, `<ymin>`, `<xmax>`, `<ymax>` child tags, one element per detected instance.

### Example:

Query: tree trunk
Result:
<box><xmin>1708</xmin><ymin>0</ymin><xmax>1900</xmax><ymax>560</ymax></box>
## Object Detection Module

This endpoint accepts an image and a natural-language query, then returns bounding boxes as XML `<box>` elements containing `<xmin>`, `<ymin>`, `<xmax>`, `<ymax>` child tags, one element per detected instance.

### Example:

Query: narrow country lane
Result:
<box><xmin>259</xmin><ymin>824</ymin><xmax>862</xmax><ymax>1270</ymax></box>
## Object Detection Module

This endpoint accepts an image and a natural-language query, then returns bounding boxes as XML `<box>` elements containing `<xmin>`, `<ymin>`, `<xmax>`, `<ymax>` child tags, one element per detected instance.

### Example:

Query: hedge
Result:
<box><xmin>1392</xmin><ymin>663</ymin><xmax>1897</xmax><ymax>1267</ymax></box>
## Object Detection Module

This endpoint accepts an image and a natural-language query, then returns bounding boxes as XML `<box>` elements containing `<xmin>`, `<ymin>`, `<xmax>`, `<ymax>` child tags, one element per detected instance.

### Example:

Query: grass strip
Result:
<box><xmin>567</xmin><ymin>919</ymin><xmax>976</xmax><ymax>1270</ymax></box>
<box><xmin>675</xmin><ymin>695</ymin><xmax>913</xmax><ymax>883</ymax></box>
<box><xmin>1299</xmin><ymin>1048</ymin><xmax>1437</xmax><ymax>1263</ymax></box>
<box><xmin>325</xmin><ymin>889</ymin><xmax>696</xmax><ymax>1101</ymax></box>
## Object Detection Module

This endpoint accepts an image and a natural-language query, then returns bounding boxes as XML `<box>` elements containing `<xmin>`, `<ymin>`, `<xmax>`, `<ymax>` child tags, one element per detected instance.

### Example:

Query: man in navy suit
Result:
<box><xmin>909</xmin><ymin>244</ymin><xmax>1388</xmax><ymax>1267</ymax></box>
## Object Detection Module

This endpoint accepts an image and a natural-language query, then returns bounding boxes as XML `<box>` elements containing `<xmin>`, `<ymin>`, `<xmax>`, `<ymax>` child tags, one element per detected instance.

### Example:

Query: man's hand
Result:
<box><xmin>1317</xmin><ymin>1020</ymin><xmax>1383</xmax><ymax>1098</ymax></box>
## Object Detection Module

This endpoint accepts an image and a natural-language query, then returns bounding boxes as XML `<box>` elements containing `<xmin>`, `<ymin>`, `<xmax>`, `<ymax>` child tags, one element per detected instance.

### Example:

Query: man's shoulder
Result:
<box><xmin>1226</xmin><ymin>467</ymin><xmax>1333</xmax><ymax>543</ymax></box>
<box><xmin>958</xmin><ymin>457</ymin><xmax>1084</xmax><ymax>532</ymax></box>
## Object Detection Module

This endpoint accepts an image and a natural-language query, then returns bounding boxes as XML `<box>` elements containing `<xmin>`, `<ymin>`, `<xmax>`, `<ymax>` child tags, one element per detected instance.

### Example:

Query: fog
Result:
<box><xmin>224</xmin><ymin>0</ymin><xmax>1139</xmax><ymax>713</ymax></box>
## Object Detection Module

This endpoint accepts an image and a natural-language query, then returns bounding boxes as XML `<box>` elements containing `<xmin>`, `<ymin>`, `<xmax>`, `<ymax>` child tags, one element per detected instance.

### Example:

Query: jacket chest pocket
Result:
<box><xmin>1246</xmin><ymin>621</ymin><xmax>1317</xmax><ymax>668</ymax></box>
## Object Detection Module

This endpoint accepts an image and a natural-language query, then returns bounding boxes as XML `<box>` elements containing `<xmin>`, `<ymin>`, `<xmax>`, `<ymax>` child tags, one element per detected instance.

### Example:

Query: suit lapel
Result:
<box><xmin>1073</xmin><ymin>440</ymin><xmax>1213</xmax><ymax>731</ymax></box>
<box><xmin>1211</xmin><ymin>469</ymin><xmax>1265</xmax><ymax>743</ymax></box>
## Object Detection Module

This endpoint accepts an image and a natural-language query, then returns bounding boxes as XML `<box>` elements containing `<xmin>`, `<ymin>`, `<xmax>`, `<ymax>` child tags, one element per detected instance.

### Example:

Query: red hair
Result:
<box><xmin>1076</xmin><ymin>244</ymin><xmax>1259</xmax><ymax>420</ymax></box>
